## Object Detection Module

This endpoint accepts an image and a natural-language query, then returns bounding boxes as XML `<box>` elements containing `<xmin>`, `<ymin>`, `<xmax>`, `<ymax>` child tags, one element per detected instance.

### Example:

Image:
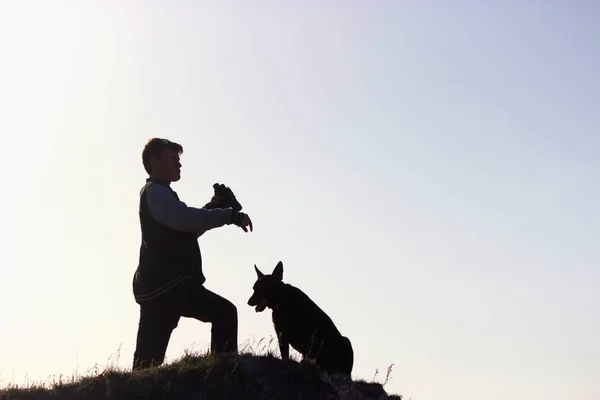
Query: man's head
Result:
<box><xmin>142</xmin><ymin>138</ymin><xmax>183</xmax><ymax>182</ymax></box>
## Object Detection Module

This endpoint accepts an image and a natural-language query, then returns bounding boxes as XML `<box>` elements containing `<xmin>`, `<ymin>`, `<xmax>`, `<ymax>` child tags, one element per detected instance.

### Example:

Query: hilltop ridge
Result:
<box><xmin>0</xmin><ymin>344</ymin><xmax>402</xmax><ymax>400</ymax></box>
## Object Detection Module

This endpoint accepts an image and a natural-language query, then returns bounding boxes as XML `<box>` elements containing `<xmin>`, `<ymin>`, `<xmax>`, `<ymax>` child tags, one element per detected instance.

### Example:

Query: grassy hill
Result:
<box><xmin>0</xmin><ymin>338</ymin><xmax>403</xmax><ymax>400</ymax></box>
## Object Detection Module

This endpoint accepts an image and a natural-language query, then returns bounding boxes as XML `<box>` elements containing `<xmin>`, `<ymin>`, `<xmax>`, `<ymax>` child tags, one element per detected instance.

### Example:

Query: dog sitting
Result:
<box><xmin>247</xmin><ymin>261</ymin><xmax>354</xmax><ymax>376</ymax></box>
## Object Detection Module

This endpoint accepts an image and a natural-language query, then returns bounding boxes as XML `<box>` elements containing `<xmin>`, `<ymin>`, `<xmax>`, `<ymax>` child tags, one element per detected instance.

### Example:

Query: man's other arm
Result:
<box><xmin>145</xmin><ymin>183</ymin><xmax>234</xmax><ymax>235</ymax></box>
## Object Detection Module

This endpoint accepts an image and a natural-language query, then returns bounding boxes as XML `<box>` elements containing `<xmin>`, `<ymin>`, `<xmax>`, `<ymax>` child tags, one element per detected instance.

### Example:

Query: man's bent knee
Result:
<box><xmin>228</xmin><ymin>301</ymin><xmax>238</xmax><ymax>320</ymax></box>
<box><xmin>217</xmin><ymin>299</ymin><xmax>237</xmax><ymax>324</ymax></box>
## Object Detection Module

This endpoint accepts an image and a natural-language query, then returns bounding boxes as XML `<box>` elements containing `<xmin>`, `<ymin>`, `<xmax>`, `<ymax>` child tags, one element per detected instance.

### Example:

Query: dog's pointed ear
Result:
<box><xmin>254</xmin><ymin>264</ymin><xmax>264</xmax><ymax>278</ymax></box>
<box><xmin>272</xmin><ymin>261</ymin><xmax>283</xmax><ymax>281</ymax></box>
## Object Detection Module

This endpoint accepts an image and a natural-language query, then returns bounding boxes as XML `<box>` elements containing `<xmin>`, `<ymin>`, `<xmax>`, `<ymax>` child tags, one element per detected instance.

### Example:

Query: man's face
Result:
<box><xmin>150</xmin><ymin>148</ymin><xmax>181</xmax><ymax>182</ymax></box>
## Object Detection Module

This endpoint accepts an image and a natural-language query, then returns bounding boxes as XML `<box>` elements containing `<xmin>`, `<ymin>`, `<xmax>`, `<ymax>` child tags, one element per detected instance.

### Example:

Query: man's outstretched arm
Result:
<box><xmin>145</xmin><ymin>183</ymin><xmax>234</xmax><ymax>233</ymax></box>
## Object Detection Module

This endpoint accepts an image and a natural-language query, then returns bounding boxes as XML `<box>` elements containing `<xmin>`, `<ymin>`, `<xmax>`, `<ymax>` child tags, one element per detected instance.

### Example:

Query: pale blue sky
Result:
<box><xmin>0</xmin><ymin>1</ymin><xmax>598</xmax><ymax>399</ymax></box>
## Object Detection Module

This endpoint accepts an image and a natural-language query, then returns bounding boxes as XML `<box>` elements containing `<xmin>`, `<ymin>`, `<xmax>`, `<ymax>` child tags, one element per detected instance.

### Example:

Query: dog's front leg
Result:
<box><xmin>277</xmin><ymin>331</ymin><xmax>290</xmax><ymax>359</ymax></box>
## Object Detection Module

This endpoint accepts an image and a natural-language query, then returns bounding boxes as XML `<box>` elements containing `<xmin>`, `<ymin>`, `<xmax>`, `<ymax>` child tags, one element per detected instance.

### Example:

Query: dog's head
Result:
<box><xmin>247</xmin><ymin>261</ymin><xmax>284</xmax><ymax>313</ymax></box>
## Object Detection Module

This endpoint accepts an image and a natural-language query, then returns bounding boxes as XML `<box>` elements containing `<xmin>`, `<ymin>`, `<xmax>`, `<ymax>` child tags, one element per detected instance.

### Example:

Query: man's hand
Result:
<box><xmin>231</xmin><ymin>211</ymin><xmax>253</xmax><ymax>232</ymax></box>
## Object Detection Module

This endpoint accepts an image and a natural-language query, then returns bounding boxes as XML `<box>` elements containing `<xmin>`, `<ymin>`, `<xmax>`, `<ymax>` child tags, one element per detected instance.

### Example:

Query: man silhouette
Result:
<box><xmin>132</xmin><ymin>138</ymin><xmax>253</xmax><ymax>370</ymax></box>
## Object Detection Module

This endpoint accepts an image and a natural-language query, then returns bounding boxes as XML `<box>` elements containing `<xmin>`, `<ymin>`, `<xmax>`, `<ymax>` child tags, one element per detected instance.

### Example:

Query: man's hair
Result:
<box><xmin>142</xmin><ymin>138</ymin><xmax>183</xmax><ymax>174</ymax></box>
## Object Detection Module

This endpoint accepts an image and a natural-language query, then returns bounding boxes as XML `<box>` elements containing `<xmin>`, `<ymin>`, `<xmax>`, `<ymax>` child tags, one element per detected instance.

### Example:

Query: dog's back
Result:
<box><xmin>273</xmin><ymin>284</ymin><xmax>341</xmax><ymax>341</ymax></box>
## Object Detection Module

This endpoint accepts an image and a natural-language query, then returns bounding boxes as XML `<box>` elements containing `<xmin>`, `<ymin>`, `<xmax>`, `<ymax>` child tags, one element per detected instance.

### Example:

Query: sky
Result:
<box><xmin>0</xmin><ymin>1</ymin><xmax>599</xmax><ymax>399</ymax></box>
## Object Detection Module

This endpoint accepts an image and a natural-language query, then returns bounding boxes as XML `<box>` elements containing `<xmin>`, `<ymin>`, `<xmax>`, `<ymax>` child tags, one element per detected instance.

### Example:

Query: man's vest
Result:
<box><xmin>132</xmin><ymin>179</ymin><xmax>205</xmax><ymax>303</ymax></box>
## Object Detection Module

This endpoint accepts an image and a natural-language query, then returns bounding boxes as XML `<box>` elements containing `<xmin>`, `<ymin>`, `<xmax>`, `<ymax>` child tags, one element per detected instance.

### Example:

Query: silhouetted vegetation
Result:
<box><xmin>0</xmin><ymin>337</ymin><xmax>402</xmax><ymax>400</ymax></box>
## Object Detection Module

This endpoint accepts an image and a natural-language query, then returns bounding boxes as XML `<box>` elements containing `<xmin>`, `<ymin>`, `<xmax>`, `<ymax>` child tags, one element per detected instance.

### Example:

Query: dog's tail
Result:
<box><xmin>338</xmin><ymin>336</ymin><xmax>354</xmax><ymax>375</ymax></box>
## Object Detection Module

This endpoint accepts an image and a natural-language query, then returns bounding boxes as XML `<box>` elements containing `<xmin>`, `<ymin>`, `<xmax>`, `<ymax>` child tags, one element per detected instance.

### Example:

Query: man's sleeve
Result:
<box><xmin>145</xmin><ymin>183</ymin><xmax>234</xmax><ymax>233</ymax></box>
